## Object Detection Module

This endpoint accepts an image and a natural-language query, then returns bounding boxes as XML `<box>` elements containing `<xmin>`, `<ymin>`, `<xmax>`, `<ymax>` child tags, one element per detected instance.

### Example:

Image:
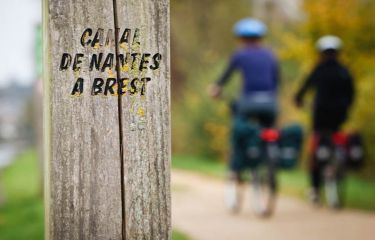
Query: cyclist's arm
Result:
<box><xmin>216</xmin><ymin>54</ymin><xmax>239</xmax><ymax>87</ymax></box>
<box><xmin>273</xmin><ymin>59</ymin><xmax>280</xmax><ymax>90</ymax></box>
<box><xmin>295</xmin><ymin>67</ymin><xmax>318</xmax><ymax>106</ymax></box>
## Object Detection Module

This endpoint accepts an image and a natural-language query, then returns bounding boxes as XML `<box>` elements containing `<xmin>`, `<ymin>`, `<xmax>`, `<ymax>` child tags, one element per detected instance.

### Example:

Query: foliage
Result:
<box><xmin>171</xmin><ymin>0</ymin><xmax>375</xmax><ymax>177</ymax></box>
<box><xmin>278</xmin><ymin>0</ymin><xmax>375</xmax><ymax>176</ymax></box>
<box><xmin>171</xmin><ymin>0</ymin><xmax>250</xmax><ymax>158</ymax></box>
<box><xmin>172</xmin><ymin>60</ymin><xmax>237</xmax><ymax>159</ymax></box>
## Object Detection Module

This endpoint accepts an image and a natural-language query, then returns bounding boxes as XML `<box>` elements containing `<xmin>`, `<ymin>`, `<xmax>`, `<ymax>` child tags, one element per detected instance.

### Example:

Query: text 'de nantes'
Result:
<box><xmin>59</xmin><ymin>28</ymin><xmax>162</xmax><ymax>97</ymax></box>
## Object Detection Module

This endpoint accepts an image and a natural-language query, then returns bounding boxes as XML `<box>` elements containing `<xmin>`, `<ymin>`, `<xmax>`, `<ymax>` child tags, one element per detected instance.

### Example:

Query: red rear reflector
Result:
<box><xmin>333</xmin><ymin>132</ymin><xmax>348</xmax><ymax>145</ymax></box>
<box><xmin>261</xmin><ymin>129</ymin><xmax>280</xmax><ymax>142</ymax></box>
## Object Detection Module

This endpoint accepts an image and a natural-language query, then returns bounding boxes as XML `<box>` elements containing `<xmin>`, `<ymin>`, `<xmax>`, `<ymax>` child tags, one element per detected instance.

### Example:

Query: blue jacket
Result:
<box><xmin>217</xmin><ymin>46</ymin><xmax>279</xmax><ymax>96</ymax></box>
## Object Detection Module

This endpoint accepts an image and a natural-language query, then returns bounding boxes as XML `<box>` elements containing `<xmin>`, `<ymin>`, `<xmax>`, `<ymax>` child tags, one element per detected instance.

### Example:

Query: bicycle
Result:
<box><xmin>313</xmin><ymin>131</ymin><xmax>364</xmax><ymax>209</ymax></box>
<box><xmin>224</xmin><ymin>118</ymin><xmax>279</xmax><ymax>217</ymax></box>
<box><xmin>249</xmin><ymin>128</ymin><xmax>279</xmax><ymax>217</ymax></box>
<box><xmin>225</xmin><ymin>119</ymin><xmax>302</xmax><ymax>217</ymax></box>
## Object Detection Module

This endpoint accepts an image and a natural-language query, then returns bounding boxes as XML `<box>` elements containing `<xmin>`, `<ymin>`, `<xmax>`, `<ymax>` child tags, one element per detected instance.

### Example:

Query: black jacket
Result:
<box><xmin>295</xmin><ymin>59</ymin><xmax>355</xmax><ymax>111</ymax></box>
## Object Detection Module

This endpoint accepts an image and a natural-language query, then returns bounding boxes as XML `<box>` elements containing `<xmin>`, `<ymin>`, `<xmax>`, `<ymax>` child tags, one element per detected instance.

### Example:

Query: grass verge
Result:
<box><xmin>0</xmin><ymin>149</ymin><xmax>43</xmax><ymax>240</ymax></box>
<box><xmin>0</xmin><ymin>149</ymin><xmax>191</xmax><ymax>240</ymax></box>
<box><xmin>172</xmin><ymin>155</ymin><xmax>375</xmax><ymax>211</ymax></box>
<box><xmin>172</xmin><ymin>230</ymin><xmax>190</xmax><ymax>240</ymax></box>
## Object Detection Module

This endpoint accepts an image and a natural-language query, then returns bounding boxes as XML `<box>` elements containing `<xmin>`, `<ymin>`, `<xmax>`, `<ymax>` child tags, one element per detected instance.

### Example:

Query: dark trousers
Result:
<box><xmin>310</xmin><ymin>107</ymin><xmax>348</xmax><ymax>190</ymax></box>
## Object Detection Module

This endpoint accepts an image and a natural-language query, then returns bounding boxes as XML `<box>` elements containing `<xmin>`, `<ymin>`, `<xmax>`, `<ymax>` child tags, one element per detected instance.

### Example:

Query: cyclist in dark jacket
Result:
<box><xmin>294</xmin><ymin>35</ymin><xmax>355</xmax><ymax>204</ymax></box>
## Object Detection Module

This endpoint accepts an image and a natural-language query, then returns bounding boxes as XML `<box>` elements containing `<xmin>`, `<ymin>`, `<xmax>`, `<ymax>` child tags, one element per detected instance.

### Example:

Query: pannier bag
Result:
<box><xmin>313</xmin><ymin>133</ymin><xmax>333</xmax><ymax>165</ymax></box>
<box><xmin>346</xmin><ymin>132</ymin><xmax>365</xmax><ymax>170</ymax></box>
<box><xmin>231</xmin><ymin>117</ymin><xmax>261</xmax><ymax>169</ymax></box>
<box><xmin>279</xmin><ymin>124</ymin><xmax>304</xmax><ymax>169</ymax></box>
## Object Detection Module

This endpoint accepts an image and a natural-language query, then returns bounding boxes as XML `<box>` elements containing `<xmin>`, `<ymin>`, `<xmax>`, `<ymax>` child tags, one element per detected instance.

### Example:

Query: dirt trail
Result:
<box><xmin>172</xmin><ymin>170</ymin><xmax>375</xmax><ymax>240</ymax></box>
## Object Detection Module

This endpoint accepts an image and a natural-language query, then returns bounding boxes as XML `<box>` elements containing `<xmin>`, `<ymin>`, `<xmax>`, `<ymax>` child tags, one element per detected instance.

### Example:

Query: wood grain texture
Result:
<box><xmin>115</xmin><ymin>0</ymin><xmax>171</xmax><ymax>239</ymax></box>
<box><xmin>45</xmin><ymin>0</ymin><xmax>122</xmax><ymax>239</ymax></box>
<box><xmin>45</xmin><ymin>0</ymin><xmax>170</xmax><ymax>239</ymax></box>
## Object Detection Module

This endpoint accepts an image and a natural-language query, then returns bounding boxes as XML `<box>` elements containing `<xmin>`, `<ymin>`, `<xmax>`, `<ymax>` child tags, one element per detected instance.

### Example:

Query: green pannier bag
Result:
<box><xmin>279</xmin><ymin>124</ymin><xmax>304</xmax><ymax>169</ymax></box>
<box><xmin>231</xmin><ymin>117</ymin><xmax>261</xmax><ymax>169</ymax></box>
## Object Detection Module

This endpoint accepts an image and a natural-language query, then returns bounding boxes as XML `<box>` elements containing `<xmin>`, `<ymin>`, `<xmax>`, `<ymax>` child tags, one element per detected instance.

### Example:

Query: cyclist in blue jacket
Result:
<box><xmin>209</xmin><ymin>18</ymin><xmax>280</xmax><ymax>212</ymax></box>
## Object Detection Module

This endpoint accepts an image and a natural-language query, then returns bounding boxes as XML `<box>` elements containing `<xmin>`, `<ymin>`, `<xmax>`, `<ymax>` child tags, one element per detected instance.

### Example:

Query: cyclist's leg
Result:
<box><xmin>228</xmin><ymin>152</ymin><xmax>243</xmax><ymax>184</ymax></box>
<box><xmin>230</xmin><ymin>115</ymin><xmax>248</xmax><ymax>180</ymax></box>
<box><xmin>330</xmin><ymin>109</ymin><xmax>349</xmax><ymax>208</ymax></box>
<box><xmin>225</xmin><ymin>171</ymin><xmax>243</xmax><ymax>212</ymax></box>
<box><xmin>267</xmin><ymin>160</ymin><xmax>277</xmax><ymax>192</ymax></box>
<box><xmin>225</xmin><ymin>161</ymin><xmax>243</xmax><ymax>212</ymax></box>
<box><xmin>309</xmin><ymin>110</ymin><xmax>329</xmax><ymax>204</ymax></box>
<box><xmin>310</xmin><ymin>164</ymin><xmax>322</xmax><ymax>204</ymax></box>
<box><xmin>225</xmin><ymin>115</ymin><xmax>247</xmax><ymax>212</ymax></box>
<box><xmin>312</xmin><ymin>107</ymin><xmax>348</xmax><ymax>206</ymax></box>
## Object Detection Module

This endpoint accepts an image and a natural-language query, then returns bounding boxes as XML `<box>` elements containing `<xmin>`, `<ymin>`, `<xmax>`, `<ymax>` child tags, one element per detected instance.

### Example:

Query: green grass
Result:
<box><xmin>344</xmin><ymin>175</ymin><xmax>375</xmax><ymax>210</ymax></box>
<box><xmin>172</xmin><ymin>230</ymin><xmax>190</xmax><ymax>240</ymax></box>
<box><xmin>0</xmin><ymin>149</ymin><xmax>190</xmax><ymax>240</ymax></box>
<box><xmin>172</xmin><ymin>155</ymin><xmax>227</xmax><ymax>178</ymax></box>
<box><xmin>0</xmin><ymin>149</ymin><xmax>44</xmax><ymax>240</ymax></box>
<box><xmin>172</xmin><ymin>155</ymin><xmax>375</xmax><ymax>211</ymax></box>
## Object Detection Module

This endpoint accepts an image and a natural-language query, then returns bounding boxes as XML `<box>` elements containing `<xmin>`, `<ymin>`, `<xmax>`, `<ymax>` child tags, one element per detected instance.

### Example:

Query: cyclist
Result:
<box><xmin>208</xmin><ymin>18</ymin><xmax>280</xmax><ymax>212</ymax></box>
<box><xmin>294</xmin><ymin>35</ymin><xmax>355</xmax><ymax>205</ymax></box>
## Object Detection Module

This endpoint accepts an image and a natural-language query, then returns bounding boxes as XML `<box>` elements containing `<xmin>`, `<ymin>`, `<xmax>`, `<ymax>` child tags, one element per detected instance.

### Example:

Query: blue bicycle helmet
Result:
<box><xmin>233</xmin><ymin>18</ymin><xmax>267</xmax><ymax>38</ymax></box>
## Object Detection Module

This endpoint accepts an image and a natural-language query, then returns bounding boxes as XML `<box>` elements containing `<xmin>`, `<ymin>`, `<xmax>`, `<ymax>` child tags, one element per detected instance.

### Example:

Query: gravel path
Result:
<box><xmin>172</xmin><ymin>170</ymin><xmax>375</xmax><ymax>240</ymax></box>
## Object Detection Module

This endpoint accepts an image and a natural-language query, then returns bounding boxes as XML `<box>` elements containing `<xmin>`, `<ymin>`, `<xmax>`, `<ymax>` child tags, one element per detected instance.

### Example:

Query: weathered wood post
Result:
<box><xmin>43</xmin><ymin>0</ymin><xmax>170</xmax><ymax>239</ymax></box>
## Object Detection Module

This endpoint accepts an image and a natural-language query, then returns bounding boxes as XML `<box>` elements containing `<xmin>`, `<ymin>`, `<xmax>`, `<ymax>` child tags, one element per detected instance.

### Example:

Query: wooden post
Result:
<box><xmin>43</xmin><ymin>0</ymin><xmax>170</xmax><ymax>239</ymax></box>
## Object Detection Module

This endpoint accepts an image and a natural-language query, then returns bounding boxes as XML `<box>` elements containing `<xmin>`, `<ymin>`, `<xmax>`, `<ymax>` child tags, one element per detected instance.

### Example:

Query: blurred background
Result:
<box><xmin>0</xmin><ymin>0</ymin><xmax>374</xmax><ymax>239</ymax></box>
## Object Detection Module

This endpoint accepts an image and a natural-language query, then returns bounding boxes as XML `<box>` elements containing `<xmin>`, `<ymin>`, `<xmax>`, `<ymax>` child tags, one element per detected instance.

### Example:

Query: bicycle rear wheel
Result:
<box><xmin>324</xmin><ymin>166</ymin><xmax>344</xmax><ymax>209</ymax></box>
<box><xmin>250</xmin><ymin>164</ymin><xmax>276</xmax><ymax>217</ymax></box>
